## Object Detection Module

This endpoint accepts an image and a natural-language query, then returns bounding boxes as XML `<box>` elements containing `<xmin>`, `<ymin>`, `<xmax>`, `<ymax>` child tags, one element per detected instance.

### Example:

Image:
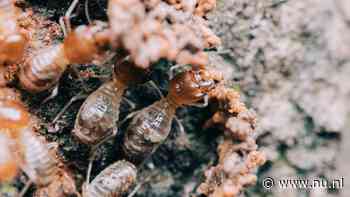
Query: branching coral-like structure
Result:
<box><xmin>108</xmin><ymin>0</ymin><xmax>220</xmax><ymax>68</ymax></box>
<box><xmin>198</xmin><ymin>85</ymin><xmax>266</xmax><ymax>197</ymax></box>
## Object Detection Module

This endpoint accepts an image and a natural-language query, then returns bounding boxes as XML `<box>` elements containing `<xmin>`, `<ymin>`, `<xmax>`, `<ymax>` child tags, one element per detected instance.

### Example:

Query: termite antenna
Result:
<box><xmin>85</xmin><ymin>0</ymin><xmax>92</xmax><ymax>24</ymax></box>
<box><xmin>60</xmin><ymin>0</ymin><xmax>80</xmax><ymax>36</ymax></box>
<box><xmin>168</xmin><ymin>64</ymin><xmax>192</xmax><ymax>80</ymax></box>
<box><xmin>70</xmin><ymin>66</ymin><xmax>90</xmax><ymax>92</ymax></box>
<box><xmin>18</xmin><ymin>180</ymin><xmax>33</xmax><ymax>197</ymax></box>
<box><xmin>41</xmin><ymin>85</ymin><xmax>59</xmax><ymax>104</ymax></box>
<box><xmin>52</xmin><ymin>91</ymin><xmax>87</xmax><ymax>123</ymax></box>
<box><xmin>86</xmin><ymin>127</ymin><xmax>118</xmax><ymax>183</ymax></box>
<box><xmin>119</xmin><ymin>80</ymin><xmax>163</xmax><ymax>126</ymax></box>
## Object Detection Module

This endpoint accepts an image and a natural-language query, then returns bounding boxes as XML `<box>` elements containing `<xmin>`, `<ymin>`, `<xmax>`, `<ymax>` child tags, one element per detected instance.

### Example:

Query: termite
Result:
<box><xmin>0</xmin><ymin>0</ymin><xmax>28</xmax><ymax>86</ymax></box>
<box><xmin>19</xmin><ymin>129</ymin><xmax>59</xmax><ymax>188</ymax></box>
<box><xmin>0</xmin><ymin>0</ymin><xmax>28</xmax><ymax>65</ymax></box>
<box><xmin>0</xmin><ymin>133</ymin><xmax>18</xmax><ymax>182</ymax></box>
<box><xmin>73</xmin><ymin>59</ymin><xmax>149</xmax><ymax>182</ymax></box>
<box><xmin>0</xmin><ymin>88</ymin><xmax>29</xmax><ymax>183</ymax></box>
<box><xmin>34</xmin><ymin>169</ymin><xmax>79</xmax><ymax>197</ymax></box>
<box><xmin>18</xmin><ymin>129</ymin><xmax>79</xmax><ymax>197</ymax></box>
<box><xmin>0</xmin><ymin>88</ymin><xmax>77</xmax><ymax>196</ymax></box>
<box><xmin>18</xmin><ymin>0</ymin><xmax>111</xmax><ymax>94</ymax></box>
<box><xmin>18</xmin><ymin>22</ymin><xmax>110</xmax><ymax>93</ymax></box>
<box><xmin>121</xmin><ymin>66</ymin><xmax>222</xmax><ymax>165</ymax></box>
<box><xmin>73</xmin><ymin>59</ymin><xmax>149</xmax><ymax>146</ymax></box>
<box><xmin>0</xmin><ymin>87</ymin><xmax>21</xmax><ymax>102</ymax></box>
<box><xmin>83</xmin><ymin>160</ymin><xmax>137</xmax><ymax>197</ymax></box>
<box><xmin>0</xmin><ymin>88</ymin><xmax>30</xmax><ymax>138</ymax></box>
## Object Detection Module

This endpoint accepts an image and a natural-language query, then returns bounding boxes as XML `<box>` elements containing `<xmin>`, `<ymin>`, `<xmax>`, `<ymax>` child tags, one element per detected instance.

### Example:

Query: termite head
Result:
<box><xmin>63</xmin><ymin>21</ymin><xmax>109</xmax><ymax>64</ymax></box>
<box><xmin>0</xmin><ymin>31</ymin><xmax>28</xmax><ymax>64</ymax></box>
<box><xmin>114</xmin><ymin>59</ymin><xmax>149</xmax><ymax>86</ymax></box>
<box><xmin>169</xmin><ymin>67</ymin><xmax>222</xmax><ymax>106</ymax></box>
<box><xmin>0</xmin><ymin>100</ymin><xmax>30</xmax><ymax>137</ymax></box>
<box><xmin>0</xmin><ymin>0</ymin><xmax>28</xmax><ymax>64</ymax></box>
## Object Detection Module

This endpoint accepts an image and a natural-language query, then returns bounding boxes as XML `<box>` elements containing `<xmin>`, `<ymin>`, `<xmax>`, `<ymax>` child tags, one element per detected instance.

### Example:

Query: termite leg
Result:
<box><xmin>119</xmin><ymin>109</ymin><xmax>142</xmax><ymax>127</ymax></box>
<box><xmin>128</xmin><ymin>171</ymin><xmax>154</xmax><ymax>197</ymax></box>
<box><xmin>123</xmin><ymin>97</ymin><xmax>136</xmax><ymax>110</ymax></box>
<box><xmin>18</xmin><ymin>180</ymin><xmax>33</xmax><ymax>197</ymax></box>
<box><xmin>216</xmin><ymin>49</ymin><xmax>231</xmax><ymax>55</ymax></box>
<box><xmin>84</xmin><ymin>0</ymin><xmax>92</xmax><ymax>24</ymax></box>
<box><xmin>65</xmin><ymin>0</ymin><xmax>80</xmax><ymax>33</ymax></box>
<box><xmin>52</xmin><ymin>91</ymin><xmax>87</xmax><ymax>123</ymax></box>
<box><xmin>127</xmin><ymin>182</ymin><xmax>143</xmax><ymax>197</ymax></box>
<box><xmin>75</xmin><ymin>191</ymin><xmax>82</xmax><ymax>197</ymax></box>
<box><xmin>82</xmin><ymin>183</ymin><xmax>89</xmax><ymax>197</ymax></box>
<box><xmin>60</xmin><ymin>0</ymin><xmax>80</xmax><ymax>36</ymax></box>
<box><xmin>147</xmin><ymin>80</ymin><xmax>164</xmax><ymax>98</ymax></box>
<box><xmin>169</xmin><ymin>64</ymin><xmax>180</xmax><ymax>80</ymax></box>
<box><xmin>86</xmin><ymin>127</ymin><xmax>118</xmax><ymax>183</ymax></box>
<box><xmin>86</xmin><ymin>152</ymin><xmax>95</xmax><ymax>184</ymax></box>
<box><xmin>47</xmin><ymin>142</ymin><xmax>59</xmax><ymax>150</ymax></box>
<box><xmin>174</xmin><ymin>117</ymin><xmax>191</xmax><ymax>149</ymax></box>
<box><xmin>59</xmin><ymin>17</ymin><xmax>68</xmax><ymax>37</ymax></box>
<box><xmin>69</xmin><ymin>65</ymin><xmax>90</xmax><ymax>92</ymax></box>
<box><xmin>174</xmin><ymin>117</ymin><xmax>185</xmax><ymax>136</ymax></box>
<box><xmin>41</xmin><ymin>84</ymin><xmax>60</xmax><ymax>104</ymax></box>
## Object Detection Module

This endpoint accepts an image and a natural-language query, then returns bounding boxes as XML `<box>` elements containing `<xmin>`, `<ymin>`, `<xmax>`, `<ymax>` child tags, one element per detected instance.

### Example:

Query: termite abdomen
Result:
<box><xmin>122</xmin><ymin>99</ymin><xmax>176</xmax><ymax>165</ymax></box>
<box><xmin>0</xmin><ymin>87</ymin><xmax>21</xmax><ymax>102</ymax></box>
<box><xmin>18</xmin><ymin>45</ymin><xmax>68</xmax><ymax>93</ymax></box>
<box><xmin>73</xmin><ymin>80</ymin><xmax>124</xmax><ymax>145</ymax></box>
<box><xmin>0</xmin><ymin>100</ymin><xmax>30</xmax><ymax>134</ymax></box>
<box><xmin>121</xmin><ymin>67</ymin><xmax>219</xmax><ymax>165</ymax></box>
<box><xmin>19</xmin><ymin>129</ymin><xmax>59</xmax><ymax>187</ymax></box>
<box><xmin>84</xmin><ymin>160</ymin><xmax>137</xmax><ymax>197</ymax></box>
<box><xmin>0</xmin><ymin>133</ymin><xmax>18</xmax><ymax>182</ymax></box>
<box><xmin>73</xmin><ymin>59</ymin><xmax>149</xmax><ymax>145</ymax></box>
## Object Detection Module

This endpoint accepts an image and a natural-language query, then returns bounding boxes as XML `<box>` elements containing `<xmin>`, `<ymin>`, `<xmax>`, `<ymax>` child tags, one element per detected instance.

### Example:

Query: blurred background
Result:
<box><xmin>208</xmin><ymin>0</ymin><xmax>349</xmax><ymax>196</ymax></box>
